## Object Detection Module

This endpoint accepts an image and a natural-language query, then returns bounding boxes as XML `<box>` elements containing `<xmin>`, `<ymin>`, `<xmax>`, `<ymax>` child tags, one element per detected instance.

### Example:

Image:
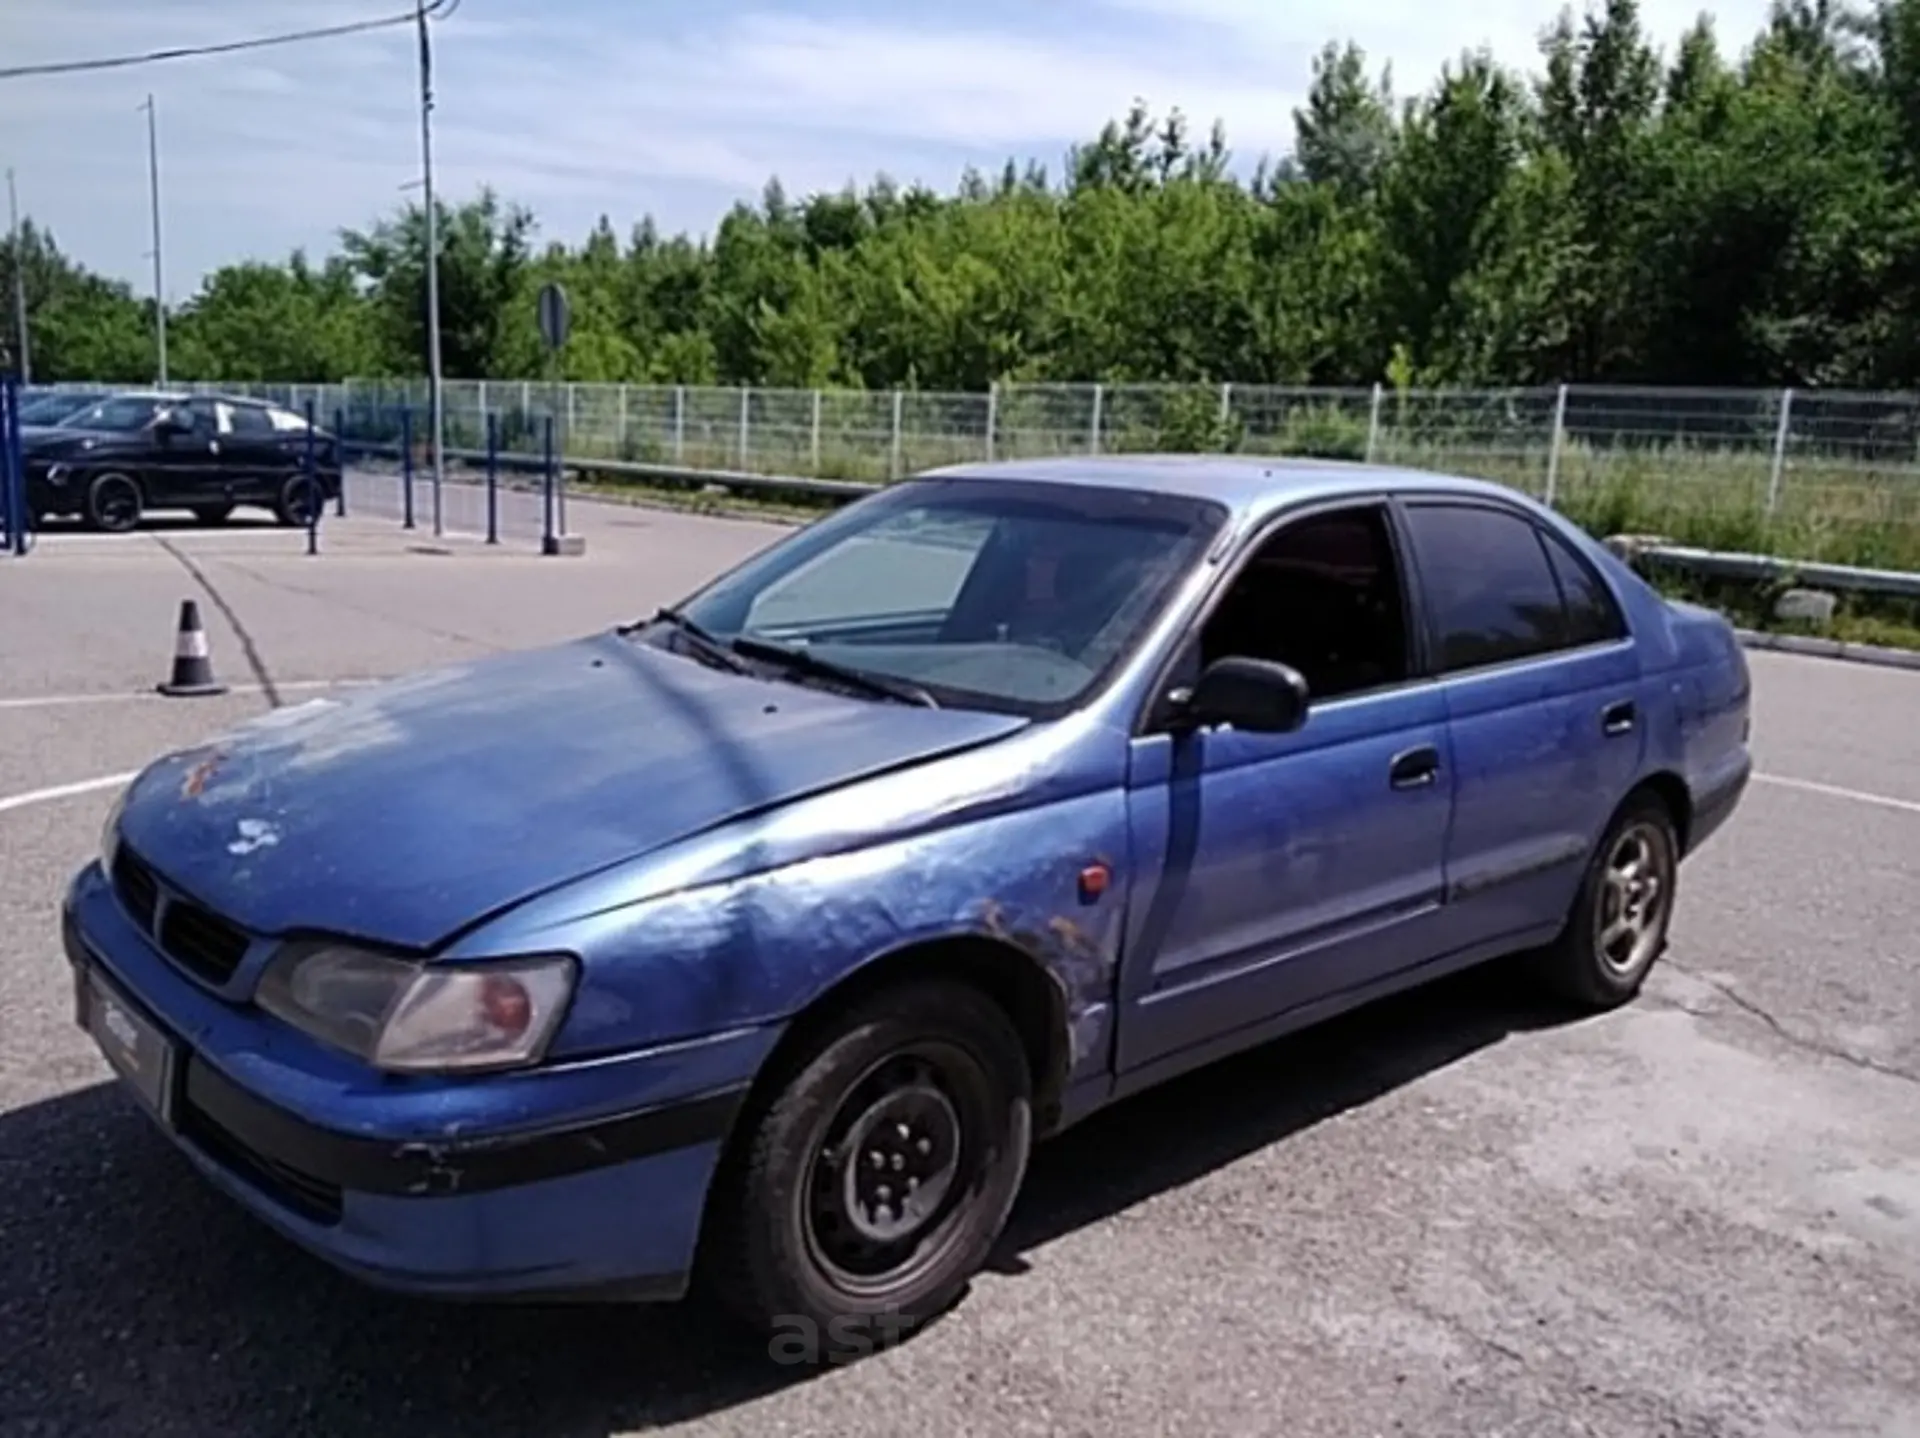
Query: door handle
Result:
<box><xmin>1602</xmin><ymin>700</ymin><xmax>1637</xmax><ymax>736</ymax></box>
<box><xmin>1389</xmin><ymin>745</ymin><xmax>1440</xmax><ymax>790</ymax></box>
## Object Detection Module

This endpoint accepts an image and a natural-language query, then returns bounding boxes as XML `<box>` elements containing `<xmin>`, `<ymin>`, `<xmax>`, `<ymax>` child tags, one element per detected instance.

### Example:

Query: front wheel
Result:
<box><xmin>85</xmin><ymin>472</ymin><xmax>143</xmax><ymax>532</ymax></box>
<box><xmin>1541</xmin><ymin>791</ymin><xmax>1680</xmax><ymax>1008</ymax></box>
<box><xmin>702</xmin><ymin>979</ymin><xmax>1033</xmax><ymax>1359</ymax></box>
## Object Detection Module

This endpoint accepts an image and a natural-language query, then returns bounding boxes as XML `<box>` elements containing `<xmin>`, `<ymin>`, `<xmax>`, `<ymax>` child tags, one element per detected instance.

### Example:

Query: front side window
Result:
<box><xmin>1189</xmin><ymin>503</ymin><xmax>1412</xmax><ymax>705</ymax></box>
<box><xmin>661</xmin><ymin>477</ymin><xmax>1227</xmax><ymax>715</ymax></box>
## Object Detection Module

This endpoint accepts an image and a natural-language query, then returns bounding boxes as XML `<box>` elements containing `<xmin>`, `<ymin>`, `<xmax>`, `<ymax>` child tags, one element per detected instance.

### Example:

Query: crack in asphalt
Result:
<box><xmin>151</xmin><ymin>536</ymin><xmax>282</xmax><ymax>707</ymax></box>
<box><xmin>1663</xmin><ymin>959</ymin><xmax>1920</xmax><ymax>1087</ymax></box>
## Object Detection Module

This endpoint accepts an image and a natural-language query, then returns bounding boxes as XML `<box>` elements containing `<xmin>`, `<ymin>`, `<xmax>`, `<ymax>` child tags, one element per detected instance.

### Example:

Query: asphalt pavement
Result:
<box><xmin>1</xmin><ymin>486</ymin><xmax>1916</xmax><ymax>1437</ymax></box>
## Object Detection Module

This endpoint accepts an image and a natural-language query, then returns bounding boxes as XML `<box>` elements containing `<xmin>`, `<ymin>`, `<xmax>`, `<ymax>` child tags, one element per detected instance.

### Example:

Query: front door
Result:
<box><xmin>1114</xmin><ymin>500</ymin><xmax>1457</xmax><ymax>1076</ymax></box>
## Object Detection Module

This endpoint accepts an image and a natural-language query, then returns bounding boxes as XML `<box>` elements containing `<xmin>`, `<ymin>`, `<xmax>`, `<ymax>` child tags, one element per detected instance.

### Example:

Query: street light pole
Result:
<box><xmin>140</xmin><ymin>93</ymin><xmax>168</xmax><ymax>385</ymax></box>
<box><xmin>415</xmin><ymin>0</ymin><xmax>445</xmax><ymax>536</ymax></box>
<box><xmin>6</xmin><ymin>168</ymin><xmax>28</xmax><ymax>384</ymax></box>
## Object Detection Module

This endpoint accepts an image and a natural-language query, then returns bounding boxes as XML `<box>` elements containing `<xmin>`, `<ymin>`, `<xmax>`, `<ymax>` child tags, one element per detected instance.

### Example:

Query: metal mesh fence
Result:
<box><xmin>36</xmin><ymin>377</ymin><xmax>1920</xmax><ymax>547</ymax></box>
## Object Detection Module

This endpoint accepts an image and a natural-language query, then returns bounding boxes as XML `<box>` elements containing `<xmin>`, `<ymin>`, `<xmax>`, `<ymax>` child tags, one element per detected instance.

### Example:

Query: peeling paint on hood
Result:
<box><xmin>115</xmin><ymin>631</ymin><xmax>1029</xmax><ymax>949</ymax></box>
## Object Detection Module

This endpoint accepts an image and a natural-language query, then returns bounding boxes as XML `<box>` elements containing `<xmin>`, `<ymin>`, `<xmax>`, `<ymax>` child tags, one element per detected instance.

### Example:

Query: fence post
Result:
<box><xmin>738</xmin><ymin>386</ymin><xmax>751</xmax><ymax>467</ymax></box>
<box><xmin>1544</xmin><ymin>383</ymin><xmax>1570</xmax><ymax>505</ymax></box>
<box><xmin>1767</xmin><ymin>387</ymin><xmax>1794</xmax><ymax>515</ymax></box>
<box><xmin>303</xmin><ymin>398</ymin><xmax>320</xmax><ymax>557</ymax></box>
<box><xmin>810</xmin><ymin>388</ymin><xmax>822</xmax><ymax>473</ymax></box>
<box><xmin>401</xmin><ymin>405</ymin><xmax>415</xmax><ymax>530</ymax></box>
<box><xmin>673</xmin><ymin>384</ymin><xmax>686</xmax><ymax>463</ymax></box>
<box><xmin>566</xmin><ymin>382</ymin><xmax>576</xmax><ymax>447</ymax></box>
<box><xmin>1</xmin><ymin>372</ymin><xmax>23</xmax><ymax>556</ymax></box>
<box><xmin>1218</xmin><ymin>381</ymin><xmax>1233</xmax><ymax>429</ymax></box>
<box><xmin>985</xmin><ymin>382</ymin><xmax>998</xmax><ymax>463</ymax></box>
<box><xmin>1089</xmin><ymin>382</ymin><xmax>1105</xmax><ymax>455</ymax></box>
<box><xmin>617</xmin><ymin>383</ymin><xmax>628</xmax><ymax>456</ymax></box>
<box><xmin>485</xmin><ymin>408</ymin><xmax>500</xmax><ymax>545</ymax></box>
<box><xmin>332</xmin><ymin>406</ymin><xmax>348</xmax><ymax>516</ymax></box>
<box><xmin>889</xmin><ymin>388</ymin><xmax>904</xmax><ymax>480</ymax></box>
<box><xmin>1365</xmin><ymin>383</ymin><xmax>1384</xmax><ymax>463</ymax></box>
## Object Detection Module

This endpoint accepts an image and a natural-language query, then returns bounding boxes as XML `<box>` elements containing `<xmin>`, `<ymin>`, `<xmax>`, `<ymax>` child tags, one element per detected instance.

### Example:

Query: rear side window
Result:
<box><xmin>1540</xmin><ymin>529</ymin><xmax>1627</xmax><ymax>646</ymax></box>
<box><xmin>226</xmin><ymin>405</ymin><xmax>275</xmax><ymax>436</ymax></box>
<box><xmin>1402</xmin><ymin>503</ymin><xmax>1569</xmax><ymax>673</ymax></box>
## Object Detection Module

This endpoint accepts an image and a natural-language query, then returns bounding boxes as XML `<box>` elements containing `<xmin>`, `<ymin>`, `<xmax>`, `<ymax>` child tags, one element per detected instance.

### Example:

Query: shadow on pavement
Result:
<box><xmin>0</xmin><ymin>960</ymin><xmax>1575</xmax><ymax>1437</ymax></box>
<box><xmin>33</xmin><ymin>515</ymin><xmax>289</xmax><ymax>535</ymax></box>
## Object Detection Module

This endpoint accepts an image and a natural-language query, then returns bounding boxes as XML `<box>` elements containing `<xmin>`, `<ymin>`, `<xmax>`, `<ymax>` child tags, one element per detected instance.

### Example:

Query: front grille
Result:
<box><xmin>178</xmin><ymin>1092</ymin><xmax>344</xmax><ymax>1226</ymax></box>
<box><xmin>158</xmin><ymin>899</ymin><xmax>251</xmax><ymax>985</ymax></box>
<box><xmin>110</xmin><ymin>848</ymin><xmax>158</xmax><ymax>929</ymax></box>
<box><xmin>111</xmin><ymin>843</ymin><xmax>252</xmax><ymax>987</ymax></box>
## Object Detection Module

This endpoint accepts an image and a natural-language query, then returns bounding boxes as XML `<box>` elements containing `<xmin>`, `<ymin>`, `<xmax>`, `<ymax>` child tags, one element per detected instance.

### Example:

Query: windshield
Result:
<box><xmin>662</xmin><ymin>476</ymin><xmax>1226</xmax><ymax>717</ymax></box>
<box><xmin>57</xmin><ymin>396</ymin><xmax>165</xmax><ymax>432</ymax></box>
<box><xmin>19</xmin><ymin>393</ymin><xmax>100</xmax><ymax>425</ymax></box>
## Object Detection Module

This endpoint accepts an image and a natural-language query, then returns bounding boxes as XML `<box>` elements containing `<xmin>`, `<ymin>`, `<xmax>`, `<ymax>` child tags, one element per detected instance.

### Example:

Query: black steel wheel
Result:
<box><xmin>1540</xmin><ymin>788</ymin><xmax>1680</xmax><ymax>1009</ymax></box>
<box><xmin>85</xmin><ymin>472</ymin><xmax>143</xmax><ymax>533</ymax></box>
<box><xmin>702</xmin><ymin>978</ymin><xmax>1033</xmax><ymax>1359</ymax></box>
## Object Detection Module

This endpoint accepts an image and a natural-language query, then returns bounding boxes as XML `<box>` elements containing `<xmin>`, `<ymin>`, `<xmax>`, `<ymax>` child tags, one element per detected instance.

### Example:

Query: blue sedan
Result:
<box><xmin>61</xmin><ymin>456</ymin><xmax>1751</xmax><ymax>1350</ymax></box>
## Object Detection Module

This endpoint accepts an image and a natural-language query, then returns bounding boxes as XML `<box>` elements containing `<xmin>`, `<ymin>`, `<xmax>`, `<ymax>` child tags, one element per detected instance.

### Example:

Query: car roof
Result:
<box><xmin>918</xmin><ymin>454</ymin><xmax>1535</xmax><ymax>525</ymax></box>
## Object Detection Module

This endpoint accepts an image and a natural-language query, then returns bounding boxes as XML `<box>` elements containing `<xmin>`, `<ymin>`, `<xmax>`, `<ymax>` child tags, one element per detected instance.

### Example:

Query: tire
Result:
<box><xmin>85</xmin><ymin>472</ymin><xmax>143</xmax><ymax>533</ymax></box>
<box><xmin>701</xmin><ymin>979</ymin><xmax>1033</xmax><ymax>1359</ymax></box>
<box><xmin>1540</xmin><ymin>789</ymin><xmax>1680</xmax><ymax>1009</ymax></box>
<box><xmin>191</xmin><ymin>503</ymin><xmax>234</xmax><ymax>526</ymax></box>
<box><xmin>273</xmin><ymin>475</ymin><xmax>322</xmax><ymax>528</ymax></box>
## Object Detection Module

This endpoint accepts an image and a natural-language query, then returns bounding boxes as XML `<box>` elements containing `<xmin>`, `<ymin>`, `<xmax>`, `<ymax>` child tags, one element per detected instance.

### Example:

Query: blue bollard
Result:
<box><xmin>333</xmin><ymin>406</ymin><xmax>348</xmax><ymax>517</ymax></box>
<box><xmin>542</xmin><ymin>413</ymin><xmax>557</xmax><ymax>550</ymax></box>
<box><xmin>303</xmin><ymin>398</ymin><xmax>320</xmax><ymax>556</ymax></box>
<box><xmin>485</xmin><ymin>410</ymin><xmax>500</xmax><ymax>545</ymax></box>
<box><xmin>401</xmin><ymin>406</ymin><xmax>415</xmax><ymax>529</ymax></box>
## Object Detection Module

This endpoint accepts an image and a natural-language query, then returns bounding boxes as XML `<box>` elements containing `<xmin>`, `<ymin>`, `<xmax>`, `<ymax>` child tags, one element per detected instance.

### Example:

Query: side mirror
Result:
<box><xmin>1172</xmin><ymin>656</ymin><xmax>1310</xmax><ymax>734</ymax></box>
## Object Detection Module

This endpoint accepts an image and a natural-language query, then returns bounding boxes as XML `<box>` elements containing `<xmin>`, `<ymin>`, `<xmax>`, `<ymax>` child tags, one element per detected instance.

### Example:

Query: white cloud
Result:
<box><xmin>0</xmin><ymin>0</ymin><xmax>1781</xmax><ymax>296</ymax></box>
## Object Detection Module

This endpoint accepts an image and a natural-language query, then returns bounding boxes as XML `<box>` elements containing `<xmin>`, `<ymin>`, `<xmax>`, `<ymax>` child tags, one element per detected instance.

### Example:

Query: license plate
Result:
<box><xmin>82</xmin><ymin>967</ymin><xmax>179</xmax><ymax>1126</ymax></box>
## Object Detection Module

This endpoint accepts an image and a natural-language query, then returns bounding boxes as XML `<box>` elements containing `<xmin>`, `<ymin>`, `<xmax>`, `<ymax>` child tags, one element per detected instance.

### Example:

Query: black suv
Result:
<box><xmin>23</xmin><ymin>390</ymin><xmax>344</xmax><ymax>531</ymax></box>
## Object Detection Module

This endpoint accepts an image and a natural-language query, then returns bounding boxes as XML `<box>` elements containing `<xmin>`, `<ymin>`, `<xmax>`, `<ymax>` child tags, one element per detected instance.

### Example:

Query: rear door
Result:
<box><xmin>216</xmin><ymin>401</ymin><xmax>291</xmax><ymax>501</ymax></box>
<box><xmin>1395</xmin><ymin>497</ymin><xmax>1646</xmax><ymax>955</ymax></box>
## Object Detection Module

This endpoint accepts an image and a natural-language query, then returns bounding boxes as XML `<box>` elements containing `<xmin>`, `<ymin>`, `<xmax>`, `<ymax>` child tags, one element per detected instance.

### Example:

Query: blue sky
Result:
<box><xmin>0</xmin><ymin>0</ymin><xmax>1775</xmax><ymax>298</ymax></box>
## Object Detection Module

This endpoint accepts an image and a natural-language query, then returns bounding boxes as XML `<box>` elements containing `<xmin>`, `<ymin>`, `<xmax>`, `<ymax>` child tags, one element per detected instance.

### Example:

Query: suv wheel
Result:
<box><xmin>85</xmin><ymin>472</ymin><xmax>143</xmax><ymax>533</ymax></box>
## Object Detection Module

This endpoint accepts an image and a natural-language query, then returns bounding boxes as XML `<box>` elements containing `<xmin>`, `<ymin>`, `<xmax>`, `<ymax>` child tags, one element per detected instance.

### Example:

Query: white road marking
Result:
<box><xmin>0</xmin><ymin>677</ymin><xmax>381</xmax><ymax>712</ymax></box>
<box><xmin>1753</xmin><ymin>772</ymin><xmax>1920</xmax><ymax>817</ymax></box>
<box><xmin>0</xmin><ymin>771</ymin><xmax>139</xmax><ymax>817</ymax></box>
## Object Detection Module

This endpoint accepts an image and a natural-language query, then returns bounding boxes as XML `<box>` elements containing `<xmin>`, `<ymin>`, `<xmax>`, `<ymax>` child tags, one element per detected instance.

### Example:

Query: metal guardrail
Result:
<box><xmin>1630</xmin><ymin>543</ymin><xmax>1920</xmax><ymax>600</ymax></box>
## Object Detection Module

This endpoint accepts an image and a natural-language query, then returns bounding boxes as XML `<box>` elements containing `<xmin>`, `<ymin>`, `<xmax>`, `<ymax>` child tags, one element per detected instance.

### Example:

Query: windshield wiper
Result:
<box><xmin>729</xmin><ymin>635</ymin><xmax>940</xmax><ymax>708</ymax></box>
<box><xmin>637</xmin><ymin>607</ymin><xmax>753</xmax><ymax>674</ymax></box>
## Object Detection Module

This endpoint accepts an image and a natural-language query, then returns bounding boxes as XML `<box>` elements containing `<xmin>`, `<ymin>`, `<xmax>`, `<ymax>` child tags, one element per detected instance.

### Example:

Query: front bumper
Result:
<box><xmin>62</xmin><ymin>860</ymin><xmax>776</xmax><ymax>1302</ymax></box>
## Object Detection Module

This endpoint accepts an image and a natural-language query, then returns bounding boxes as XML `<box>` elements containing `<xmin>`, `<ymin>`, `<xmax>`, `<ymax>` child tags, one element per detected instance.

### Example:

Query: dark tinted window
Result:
<box><xmin>1540</xmin><ymin>529</ymin><xmax>1626</xmax><ymax>646</ymax></box>
<box><xmin>227</xmin><ymin>404</ymin><xmax>274</xmax><ymax>435</ymax></box>
<box><xmin>1404</xmin><ymin>503</ymin><xmax>1569</xmax><ymax>672</ymax></box>
<box><xmin>59</xmin><ymin>396</ymin><xmax>163</xmax><ymax>432</ymax></box>
<box><xmin>1197</xmin><ymin>504</ymin><xmax>1410</xmax><ymax>702</ymax></box>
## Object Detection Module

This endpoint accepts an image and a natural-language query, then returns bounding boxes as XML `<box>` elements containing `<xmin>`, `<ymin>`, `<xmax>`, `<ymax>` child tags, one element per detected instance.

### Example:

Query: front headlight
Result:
<box><xmin>255</xmin><ymin>942</ymin><xmax>577</xmax><ymax>1074</ymax></box>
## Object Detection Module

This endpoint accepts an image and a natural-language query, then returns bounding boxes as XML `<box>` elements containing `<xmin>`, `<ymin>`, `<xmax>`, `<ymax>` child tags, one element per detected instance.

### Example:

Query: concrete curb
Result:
<box><xmin>1733</xmin><ymin>628</ymin><xmax>1920</xmax><ymax>673</ymax></box>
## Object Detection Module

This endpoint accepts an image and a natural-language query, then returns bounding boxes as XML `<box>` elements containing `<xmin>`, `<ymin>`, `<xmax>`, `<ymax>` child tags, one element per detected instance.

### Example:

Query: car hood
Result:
<box><xmin>115</xmin><ymin>631</ymin><xmax>1030</xmax><ymax>949</ymax></box>
<box><xmin>21</xmin><ymin>425</ymin><xmax>130</xmax><ymax>458</ymax></box>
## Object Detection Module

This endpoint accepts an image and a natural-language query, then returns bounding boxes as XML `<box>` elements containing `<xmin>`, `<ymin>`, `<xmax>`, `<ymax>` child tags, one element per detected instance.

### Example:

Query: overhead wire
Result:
<box><xmin>0</xmin><ymin>0</ymin><xmax>458</xmax><ymax>82</ymax></box>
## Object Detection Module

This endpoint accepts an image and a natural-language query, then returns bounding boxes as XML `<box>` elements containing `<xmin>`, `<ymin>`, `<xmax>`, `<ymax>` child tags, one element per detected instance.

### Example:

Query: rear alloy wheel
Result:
<box><xmin>85</xmin><ymin>472</ymin><xmax>143</xmax><ymax>533</ymax></box>
<box><xmin>191</xmin><ymin>503</ymin><xmax>234</xmax><ymax>526</ymax></box>
<box><xmin>274</xmin><ymin>476</ymin><xmax>322</xmax><ymax>528</ymax></box>
<box><xmin>703</xmin><ymin>979</ymin><xmax>1033</xmax><ymax>1361</ymax></box>
<box><xmin>1541</xmin><ymin>791</ymin><xmax>1679</xmax><ymax>1009</ymax></box>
